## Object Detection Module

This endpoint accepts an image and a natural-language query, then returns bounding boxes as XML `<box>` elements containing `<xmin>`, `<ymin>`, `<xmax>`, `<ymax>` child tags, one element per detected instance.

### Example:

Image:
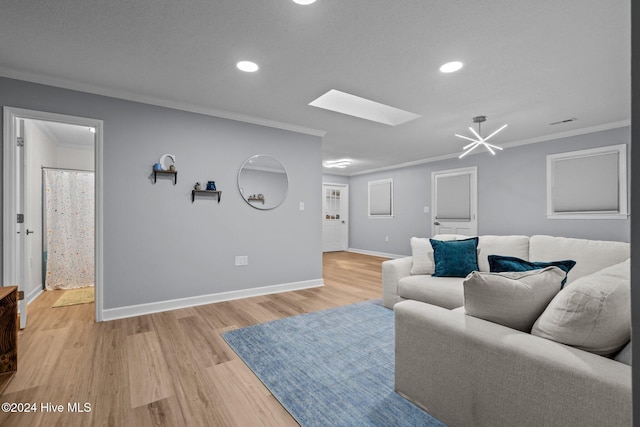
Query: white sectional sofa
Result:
<box><xmin>384</xmin><ymin>235</ymin><xmax>632</xmax><ymax>427</ymax></box>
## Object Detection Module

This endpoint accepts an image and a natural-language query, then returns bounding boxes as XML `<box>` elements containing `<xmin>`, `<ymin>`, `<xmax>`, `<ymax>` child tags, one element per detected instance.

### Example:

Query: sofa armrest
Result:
<box><xmin>382</xmin><ymin>256</ymin><xmax>413</xmax><ymax>308</ymax></box>
<box><xmin>394</xmin><ymin>300</ymin><xmax>631</xmax><ymax>427</ymax></box>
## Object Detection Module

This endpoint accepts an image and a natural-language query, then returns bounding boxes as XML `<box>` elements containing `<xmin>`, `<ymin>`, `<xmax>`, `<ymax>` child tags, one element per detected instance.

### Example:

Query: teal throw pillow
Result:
<box><xmin>488</xmin><ymin>255</ymin><xmax>576</xmax><ymax>288</ymax></box>
<box><xmin>430</xmin><ymin>237</ymin><xmax>479</xmax><ymax>277</ymax></box>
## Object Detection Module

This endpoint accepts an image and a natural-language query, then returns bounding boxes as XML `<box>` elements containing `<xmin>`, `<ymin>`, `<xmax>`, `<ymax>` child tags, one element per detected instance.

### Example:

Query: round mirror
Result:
<box><xmin>238</xmin><ymin>155</ymin><xmax>289</xmax><ymax>210</ymax></box>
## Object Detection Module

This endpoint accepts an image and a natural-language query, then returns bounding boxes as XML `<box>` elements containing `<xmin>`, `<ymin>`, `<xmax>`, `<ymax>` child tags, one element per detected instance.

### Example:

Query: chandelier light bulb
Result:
<box><xmin>455</xmin><ymin>117</ymin><xmax>506</xmax><ymax>158</ymax></box>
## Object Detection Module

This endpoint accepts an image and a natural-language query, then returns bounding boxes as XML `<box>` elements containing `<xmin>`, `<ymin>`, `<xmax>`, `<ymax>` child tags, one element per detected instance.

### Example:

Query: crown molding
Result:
<box><xmin>349</xmin><ymin>120</ymin><xmax>630</xmax><ymax>176</ymax></box>
<box><xmin>0</xmin><ymin>67</ymin><xmax>327</xmax><ymax>138</ymax></box>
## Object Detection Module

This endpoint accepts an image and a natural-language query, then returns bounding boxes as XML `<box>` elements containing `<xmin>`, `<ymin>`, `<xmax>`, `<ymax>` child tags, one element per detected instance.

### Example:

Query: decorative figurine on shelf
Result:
<box><xmin>257</xmin><ymin>194</ymin><xmax>264</xmax><ymax>200</ymax></box>
<box><xmin>206</xmin><ymin>181</ymin><xmax>217</xmax><ymax>191</ymax></box>
<box><xmin>158</xmin><ymin>153</ymin><xmax>176</xmax><ymax>171</ymax></box>
<box><xmin>194</xmin><ymin>182</ymin><xmax>201</xmax><ymax>191</ymax></box>
<box><xmin>169</xmin><ymin>164</ymin><xmax>176</xmax><ymax>172</ymax></box>
<box><xmin>153</xmin><ymin>163</ymin><xmax>163</xmax><ymax>171</ymax></box>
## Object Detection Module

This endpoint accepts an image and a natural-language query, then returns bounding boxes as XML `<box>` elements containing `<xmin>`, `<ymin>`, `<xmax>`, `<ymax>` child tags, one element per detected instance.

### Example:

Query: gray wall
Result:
<box><xmin>0</xmin><ymin>77</ymin><xmax>323</xmax><ymax>310</ymax></box>
<box><xmin>349</xmin><ymin>126</ymin><xmax>630</xmax><ymax>256</ymax></box>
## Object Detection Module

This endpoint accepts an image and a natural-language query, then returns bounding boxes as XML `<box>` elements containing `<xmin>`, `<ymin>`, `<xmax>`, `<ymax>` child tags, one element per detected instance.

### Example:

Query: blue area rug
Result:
<box><xmin>223</xmin><ymin>301</ymin><xmax>445</xmax><ymax>427</ymax></box>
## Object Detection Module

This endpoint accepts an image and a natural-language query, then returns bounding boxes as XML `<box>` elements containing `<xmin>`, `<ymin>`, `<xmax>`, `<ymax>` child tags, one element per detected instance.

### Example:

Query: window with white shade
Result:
<box><xmin>547</xmin><ymin>144</ymin><xmax>628</xmax><ymax>219</ymax></box>
<box><xmin>368</xmin><ymin>178</ymin><xmax>393</xmax><ymax>218</ymax></box>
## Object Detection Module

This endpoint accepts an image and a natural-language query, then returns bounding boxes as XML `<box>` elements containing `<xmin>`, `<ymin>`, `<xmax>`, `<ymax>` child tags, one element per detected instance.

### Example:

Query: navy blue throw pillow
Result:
<box><xmin>488</xmin><ymin>255</ymin><xmax>576</xmax><ymax>288</ymax></box>
<box><xmin>429</xmin><ymin>237</ymin><xmax>479</xmax><ymax>278</ymax></box>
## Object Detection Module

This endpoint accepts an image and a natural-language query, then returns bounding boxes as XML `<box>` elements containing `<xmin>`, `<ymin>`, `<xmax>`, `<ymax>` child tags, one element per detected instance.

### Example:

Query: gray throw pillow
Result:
<box><xmin>463</xmin><ymin>267</ymin><xmax>565</xmax><ymax>332</ymax></box>
<box><xmin>531</xmin><ymin>259</ymin><xmax>630</xmax><ymax>356</ymax></box>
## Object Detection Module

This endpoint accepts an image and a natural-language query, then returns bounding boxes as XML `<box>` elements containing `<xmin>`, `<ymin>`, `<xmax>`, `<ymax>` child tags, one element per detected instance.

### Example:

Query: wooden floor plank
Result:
<box><xmin>0</xmin><ymin>251</ymin><xmax>386</xmax><ymax>426</ymax></box>
<box><xmin>127</xmin><ymin>330</ymin><xmax>175</xmax><ymax>408</ymax></box>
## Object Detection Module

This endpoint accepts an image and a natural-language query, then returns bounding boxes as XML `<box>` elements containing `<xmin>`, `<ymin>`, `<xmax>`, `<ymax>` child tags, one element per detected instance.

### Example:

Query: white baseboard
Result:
<box><xmin>101</xmin><ymin>279</ymin><xmax>324</xmax><ymax>322</ymax></box>
<box><xmin>26</xmin><ymin>286</ymin><xmax>43</xmax><ymax>305</ymax></box>
<box><xmin>347</xmin><ymin>248</ymin><xmax>405</xmax><ymax>259</ymax></box>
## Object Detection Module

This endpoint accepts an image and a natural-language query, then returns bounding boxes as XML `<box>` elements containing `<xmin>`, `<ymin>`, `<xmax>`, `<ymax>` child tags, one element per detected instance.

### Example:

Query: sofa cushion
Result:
<box><xmin>529</xmin><ymin>235</ymin><xmax>629</xmax><ymax>285</ymax></box>
<box><xmin>463</xmin><ymin>267</ymin><xmax>565</xmax><ymax>332</ymax></box>
<box><xmin>488</xmin><ymin>255</ymin><xmax>576</xmax><ymax>288</ymax></box>
<box><xmin>531</xmin><ymin>259</ymin><xmax>630</xmax><ymax>356</ymax></box>
<box><xmin>398</xmin><ymin>275</ymin><xmax>464</xmax><ymax>309</ymax></box>
<box><xmin>477</xmin><ymin>235</ymin><xmax>529</xmax><ymax>272</ymax></box>
<box><xmin>430</xmin><ymin>237</ymin><xmax>479</xmax><ymax>277</ymax></box>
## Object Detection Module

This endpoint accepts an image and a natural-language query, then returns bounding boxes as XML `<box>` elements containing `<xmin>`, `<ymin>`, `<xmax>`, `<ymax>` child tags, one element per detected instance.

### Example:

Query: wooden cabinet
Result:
<box><xmin>0</xmin><ymin>286</ymin><xmax>18</xmax><ymax>394</ymax></box>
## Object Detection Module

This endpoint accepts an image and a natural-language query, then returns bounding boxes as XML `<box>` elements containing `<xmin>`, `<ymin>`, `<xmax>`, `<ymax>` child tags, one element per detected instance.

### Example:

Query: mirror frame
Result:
<box><xmin>237</xmin><ymin>155</ymin><xmax>289</xmax><ymax>210</ymax></box>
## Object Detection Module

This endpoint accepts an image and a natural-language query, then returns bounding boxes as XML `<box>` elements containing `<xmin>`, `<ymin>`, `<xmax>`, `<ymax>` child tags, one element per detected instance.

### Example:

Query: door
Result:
<box><xmin>3</xmin><ymin>106</ymin><xmax>104</xmax><ymax>325</ymax></box>
<box><xmin>323</xmin><ymin>184</ymin><xmax>349</xmax><ymax>252</ymax></box>
<box><xmin>432</xmin><ymin>167</ymin><xmax>477</xmax><ymax>236</ymax></box>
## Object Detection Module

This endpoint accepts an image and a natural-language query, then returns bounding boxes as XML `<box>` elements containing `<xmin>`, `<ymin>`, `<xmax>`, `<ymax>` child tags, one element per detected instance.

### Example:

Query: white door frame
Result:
<box><xmin>3</xmin><ymin>106</ymin><xmax>104</xmax><ymax>323</ymax></box>
<box><xmin>322</xmin><ymin>182</ymin><xmax>349</xmax><ymax>251</ymax></box>
<box><xmin>431</xmin><ymin>166</ymin><xmax>478</xmax><ymax>236</ymax></box>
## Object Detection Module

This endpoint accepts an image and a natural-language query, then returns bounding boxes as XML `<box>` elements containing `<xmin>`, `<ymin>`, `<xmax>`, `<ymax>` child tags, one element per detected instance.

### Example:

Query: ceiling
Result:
<box><xmin>0</xmin><ymin>0</ymin><xmax>630</xmax><ymax>175</ymax></box>
<box><xmin>30</xmin><ymin>120</ymin><xmax>95</xmax><ymax>149</ymax></box>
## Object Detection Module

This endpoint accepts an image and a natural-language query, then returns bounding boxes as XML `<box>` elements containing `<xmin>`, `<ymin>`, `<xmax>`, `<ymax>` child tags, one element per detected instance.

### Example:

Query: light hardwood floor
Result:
<box><xmin>0</xmin><ymin>251</ymin><xmax>387</xmax><ymax>427</ymax></box>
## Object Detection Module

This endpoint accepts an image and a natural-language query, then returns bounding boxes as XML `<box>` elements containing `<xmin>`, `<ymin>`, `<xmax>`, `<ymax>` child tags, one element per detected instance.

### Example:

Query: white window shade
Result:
<box><xmin>369</xmin><ymin>179</ymin><xmax>393</xmax><ymax>217</ymax></box>
<box><xmin>547</xmin><ymin>144</ymin><xmax>627</xmax><ymax>219</ymax></box>
<box><xmin>436</xmin><ymin>174</ymin><xmax>470</xmax><ymax>220</ymax></box>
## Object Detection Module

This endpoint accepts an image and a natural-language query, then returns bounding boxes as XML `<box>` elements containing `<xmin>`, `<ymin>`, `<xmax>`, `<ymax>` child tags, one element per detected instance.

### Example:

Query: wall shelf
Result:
<box><xmin>153</xmin><ymin>169</ymin><xmax>177</xmax><ymax>185</ymax></box>
<box><xmin>192</xmin><ymin>190</ymin><xmax>221</xmax><ymax>203</ymax></box>
<box><xmin>248</xmin><ymin>197</ymin><xmax>264</xmax><ymax>204</ymax></box>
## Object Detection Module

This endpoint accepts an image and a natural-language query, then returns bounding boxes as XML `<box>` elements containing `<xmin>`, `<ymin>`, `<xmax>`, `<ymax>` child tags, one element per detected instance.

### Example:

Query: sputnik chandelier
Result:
<box><xmin>455</xmin><ymin>116</ymin><xmax>507</xmax><ymax>158</ymax></box>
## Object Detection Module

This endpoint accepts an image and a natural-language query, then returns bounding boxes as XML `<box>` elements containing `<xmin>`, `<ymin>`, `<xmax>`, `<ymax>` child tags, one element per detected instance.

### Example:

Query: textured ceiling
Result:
<box><xmin>0</xmin><ymin>0</ymin><xmax>630</xmax><ymax>174</ymax></box>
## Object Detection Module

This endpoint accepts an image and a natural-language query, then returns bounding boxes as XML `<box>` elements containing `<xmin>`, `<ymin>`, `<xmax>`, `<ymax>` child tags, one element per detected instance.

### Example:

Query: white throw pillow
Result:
<box><xmin>410</xmin><ymin>237</ymin><xmax>435</xmax><ymax>275</ymax></box>
<box><xmin>463</xmin><ymin>267</ymin><xmax>565</xmax><ymax>332</ymax></box>
<box><xmin>531</xmin><ymin>259</ymin><xmax>630</xmax><ymax>356</ymax></box>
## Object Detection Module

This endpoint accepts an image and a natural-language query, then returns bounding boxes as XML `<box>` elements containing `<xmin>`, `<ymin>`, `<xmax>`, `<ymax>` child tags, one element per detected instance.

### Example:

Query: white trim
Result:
<box><xmin>0</xmin><ymin>67</ymin><xmax>326</xmax><ymax>138</ymax></box>
<box><xmin>26</xmin><ymin>287</ymin><xmax>43</xmax><ymax>305</ymax></box>
<box><xmin>347</xmin><ymin>248</ymin><xmax>403</xmax><ymax>259</ymax></box>
<box><xmin>547</xmin><ymin>213</ymin><xmax>629</xmax><ymax>220</ymax></box>
<box><xmin>546</xmin><ymin>144</ymin><xmax>628</xmax><ymax>220</ymax></box>
<box><xmin>102</xmin><ymin>279</ymin><xmax>324</xmax><ymax>322</ymax></box>
<box><xmin>3</xmin><ymin>107</ymin><xmax>104</xmax><ymax>323</ymax></box>
<box><xmin>349</xmin><ymin>120</ymin><xmax>630</xmax><ymax>176</ymax></box>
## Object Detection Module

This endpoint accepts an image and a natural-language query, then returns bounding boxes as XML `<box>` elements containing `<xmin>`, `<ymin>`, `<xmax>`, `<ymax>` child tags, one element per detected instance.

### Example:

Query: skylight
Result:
<box><xmin>309</xmin><ymin>90</ymin><xmax>421</xmax><ymax>126</ymax></box>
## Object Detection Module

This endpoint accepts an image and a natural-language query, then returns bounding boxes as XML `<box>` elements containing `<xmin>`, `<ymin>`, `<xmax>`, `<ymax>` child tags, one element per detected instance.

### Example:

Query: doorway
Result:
<box><xmin>3</xmin><ymin>107</ymin><xmax>104</xmax><ymax>326</ymax></box>
<box><xmin>322</xmin><ymin>183</ymin><xmax>349</xmax><ymax>252</ymax></box>
<box><xmin>431</xmin><ymin>166</ymin><xmax>478</xmax><ymax>236</ymax></box>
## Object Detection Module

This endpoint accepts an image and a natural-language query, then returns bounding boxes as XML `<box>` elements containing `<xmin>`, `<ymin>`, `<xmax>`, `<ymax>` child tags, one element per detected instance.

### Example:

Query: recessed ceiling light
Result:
<box><xmin>440</xmin><ymin>61</ymin><xmax>463</xmax><ymax>73</ymax></box>
<box><xmin>237</xmin><ymin>61</ymin><xmax>259</xmax><ymax>72</ymax></box>
<box><xmin>293</xmin><ymin>0</ymin><xmax>316</xmax><ymax>4</ymax></box>
<box><xmin>309</xmin><ymin>89</ymin><xmax>421</xmax><ymax>126</ymax></box>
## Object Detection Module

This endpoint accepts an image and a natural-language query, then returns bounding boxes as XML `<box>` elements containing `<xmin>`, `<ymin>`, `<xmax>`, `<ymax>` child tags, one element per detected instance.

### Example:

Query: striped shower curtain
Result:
<box><xmin>44</xmin><ymin>169</ymin><xmax>95</xmax><ymax>290</ymax></box>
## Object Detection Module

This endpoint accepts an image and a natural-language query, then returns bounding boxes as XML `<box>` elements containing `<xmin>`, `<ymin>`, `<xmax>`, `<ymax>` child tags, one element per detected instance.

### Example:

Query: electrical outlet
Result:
<box><xmin>385</xmin><ymin>236</ymin><xmax>389</xmax><ymax>242</ymax></box>
<box><xmin>424</xmin><ymin>206</ymin><xmax>429</xmax><ymax>213</ymax></box>
<box><xmin>299</xmin><ymin>202</ymin><xmax>305</xmax><ymax>211</ymax></box>
<box><xmin>235</xmin><ymin>256</ymin><xmax>248</xmax><ymax>266</ymax></box>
